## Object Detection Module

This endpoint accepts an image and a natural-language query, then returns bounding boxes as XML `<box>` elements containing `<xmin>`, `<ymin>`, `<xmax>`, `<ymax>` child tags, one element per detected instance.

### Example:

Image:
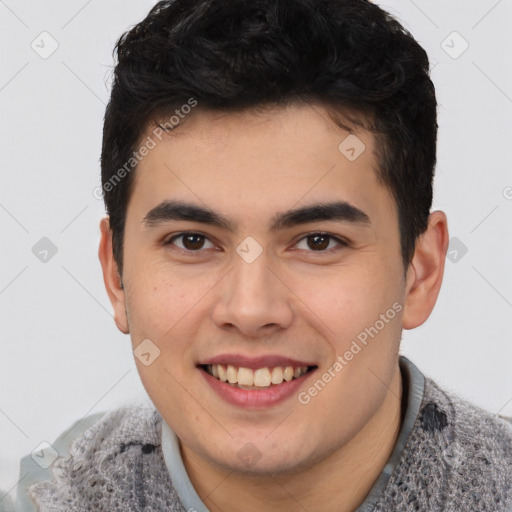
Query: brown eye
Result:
<box><xmin>307</xmin><ymin>234</ymin><xmax>330</xmax><ymax>250</ymax></box>
<box><xmin>182</xmin><ymin>234</ymin><xmax>205</xmax><ymax>250</ymax></box>
<box><xmin>167</xmin><ymin>232</ymin><xmax>215</xmax><ymax>252</ymax></box>
<box><xmin>295</xmin><ymin>233</ymin><xmax>347</xmax><ymax>252</ymax></box>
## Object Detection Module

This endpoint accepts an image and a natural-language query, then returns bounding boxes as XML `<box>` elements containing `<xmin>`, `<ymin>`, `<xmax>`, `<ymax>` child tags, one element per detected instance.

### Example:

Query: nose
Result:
<box><xmin>212</xmin><ymin>250</ymin><xmax>294</xmax><ymax>339</ymax></box>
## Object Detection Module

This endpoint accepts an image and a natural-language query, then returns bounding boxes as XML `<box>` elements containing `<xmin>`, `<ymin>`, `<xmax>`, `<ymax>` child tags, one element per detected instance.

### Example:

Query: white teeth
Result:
<box><xmin>253</xmin><ymin>368</ymin><xmax>272</xmax><ymax>387</ymax></box>
<box><xmin>217</xmin><ymin>364</ymin><xmax>227</xmax><ymax>382</ymax></box>
<box><xmin>206</xmin><ymin>364</ymin><xmax>310</xmax><ymax>387</ymax></box>
<box><xmin>271</xmin><ymin>366</ymin><xmax>283</xmax><ymax>384</ymax></box>
<box><xmin>237</xmin><ymin>367</ymin><xmax>254</xmax><ymax>386</ymax></box>
<box><xmin>283</xmin><ymin>366</ymin><xmax>294</xmax><ymax>381</ymax></box>
<box><xmin>227</xmin><ymin>364</ymin><xmax>238</xmax><ymax>384</ymax></box>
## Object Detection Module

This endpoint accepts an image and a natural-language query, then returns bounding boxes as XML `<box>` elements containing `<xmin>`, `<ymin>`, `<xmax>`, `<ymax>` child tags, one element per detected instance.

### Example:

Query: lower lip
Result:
<box><xmin>199</xmin><ymin>368</ymin><xmax>316</xmax><ymax>409</ymax></box>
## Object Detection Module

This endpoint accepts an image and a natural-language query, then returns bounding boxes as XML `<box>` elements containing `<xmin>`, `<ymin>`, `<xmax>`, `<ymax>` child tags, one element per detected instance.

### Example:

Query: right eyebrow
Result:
<box><xmin>142</xmin><ymin>200</ymin><xmax>234</xmax><ymax>231</ymax></box>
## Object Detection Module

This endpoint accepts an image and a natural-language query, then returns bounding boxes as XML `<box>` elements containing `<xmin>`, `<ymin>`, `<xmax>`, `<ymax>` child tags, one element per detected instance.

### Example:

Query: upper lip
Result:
<box><xmin>199</xmin><ymin>354</ymin><xmax>316</xmax><ymax>369</ymax></box>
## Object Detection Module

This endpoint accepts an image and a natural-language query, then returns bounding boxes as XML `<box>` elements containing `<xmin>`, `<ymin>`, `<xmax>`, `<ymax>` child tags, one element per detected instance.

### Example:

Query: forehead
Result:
<box><xmin>146</xmin><ymin>103</ymin><xmax>374</xmax><ymax>166</ymax></box>
<box><xmin>128</xmin><ymin>103</ymin><xmax>396</xmax><ymax>228</ymax></box>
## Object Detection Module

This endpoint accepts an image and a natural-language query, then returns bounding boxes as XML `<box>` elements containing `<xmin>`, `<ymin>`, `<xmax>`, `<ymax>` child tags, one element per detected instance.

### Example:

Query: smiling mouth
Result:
<box><xmin>200</xmin><ymin>364</ymin><xmax>317</xmax><ymax>390</ymax></box>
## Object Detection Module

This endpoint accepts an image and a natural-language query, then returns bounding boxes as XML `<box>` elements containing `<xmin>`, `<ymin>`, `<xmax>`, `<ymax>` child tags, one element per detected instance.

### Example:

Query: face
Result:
<box><xmin>106</xmin><ymin>103</ymin><xmax>413</xmax><ymax>474</ymax></box>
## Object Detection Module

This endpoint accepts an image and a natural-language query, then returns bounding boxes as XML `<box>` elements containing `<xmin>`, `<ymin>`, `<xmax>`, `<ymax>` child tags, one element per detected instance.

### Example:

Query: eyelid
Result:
<box><xmin>165</xmin><ymin>231</ymin><xmax>349</xmax><ymax>253</ymax></box>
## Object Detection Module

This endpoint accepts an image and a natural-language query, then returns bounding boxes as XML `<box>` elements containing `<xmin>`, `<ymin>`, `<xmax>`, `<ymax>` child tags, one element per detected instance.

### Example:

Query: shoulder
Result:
<box><xmin>16</xmin><ymin>400</ymin><xmax>184</xmax><ymax>511</ymax></box>
<box><xmin>375</xmin><ymin>373</ymin><xmax>512</xmax><ymax>511</ymax></box>
<box><xmin>422</xmin><ymin>377</ymin><xmax>512</xmax><ymax>453</ymax></box>
<box><xmin>420</xmin><ymin>378</ymin><xmax>512</xmax><ymax>508</ymax></box>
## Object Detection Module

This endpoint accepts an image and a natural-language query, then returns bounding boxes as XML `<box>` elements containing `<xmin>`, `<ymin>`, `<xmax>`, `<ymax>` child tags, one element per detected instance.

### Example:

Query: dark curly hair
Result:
<box><xmin>101</xmin><ymin>0</ymin><xmax>437</xmax><ymax>276</ymax></box>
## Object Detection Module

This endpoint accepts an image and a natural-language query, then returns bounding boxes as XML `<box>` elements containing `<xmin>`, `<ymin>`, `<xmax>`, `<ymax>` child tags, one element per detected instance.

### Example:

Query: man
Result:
<box><xmin>15</xmin><ymin>0</ymin><xmax>512</xmax><ymax>510</ymax></box>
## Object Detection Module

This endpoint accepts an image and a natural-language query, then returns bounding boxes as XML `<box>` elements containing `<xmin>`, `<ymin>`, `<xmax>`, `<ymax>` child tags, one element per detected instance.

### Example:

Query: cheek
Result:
<box><xmin>292</xmin><ymin>262</ymin><xmax>397</xmax><ymax>334</ymax></box>
<box><xmin>124</xmin><ymin>265</ymin><xmax>214</xmax><ymax>355</ymax></box>
<box><xmin>125</xmin><ymin>272</ymin><xmax>201</xmax><ymax>419</ymax></box>
<box><xmin>126</xmin><ymin>279</ymin><xmax>177</xmax><ymax>337</ymax></box>
<box><xmin>310</xmin><ymin>267</ymin><xmax>403</xmax><ymax>374</ymax></box>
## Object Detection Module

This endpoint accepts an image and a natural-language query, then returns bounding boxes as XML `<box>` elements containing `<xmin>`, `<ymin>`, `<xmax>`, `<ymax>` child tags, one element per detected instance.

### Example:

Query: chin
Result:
<box><xmin>205</xmin><ymin>438</ymin><xmax>321</xmax><ymax>477</ymax></box>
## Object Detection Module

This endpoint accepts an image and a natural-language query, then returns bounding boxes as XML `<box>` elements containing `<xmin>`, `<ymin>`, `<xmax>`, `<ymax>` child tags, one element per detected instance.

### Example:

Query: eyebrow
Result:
<box><xmin>142</xmin><ymin>199</ymin><xmax>371</xmax><ymax>232</ymax></box>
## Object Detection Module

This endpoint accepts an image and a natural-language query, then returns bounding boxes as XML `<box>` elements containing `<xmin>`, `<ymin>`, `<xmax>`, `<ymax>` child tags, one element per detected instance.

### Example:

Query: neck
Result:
<box><xmin>182</xmin><ymin>365</ymin><xmax>403</xmax><ymax>512</ymax></box>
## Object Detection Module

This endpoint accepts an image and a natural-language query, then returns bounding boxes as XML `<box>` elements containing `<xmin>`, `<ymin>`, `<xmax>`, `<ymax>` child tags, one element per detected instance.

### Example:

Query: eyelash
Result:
<box><xmin>164</xmin><ymin>231</ymin><xmax>349</xmax><ymax>255</ymax></box>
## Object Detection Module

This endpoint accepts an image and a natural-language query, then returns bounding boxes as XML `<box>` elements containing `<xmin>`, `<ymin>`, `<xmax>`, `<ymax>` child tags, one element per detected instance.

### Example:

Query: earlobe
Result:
<box><xmin>402</xmin><ymin>211</ymin><xmax>449</xmax><ymax>330</ymax></box>
<box><xmin>98</xmin><ymin>217</ymin><xmax>130</xmax><ymax>334</ymax></box>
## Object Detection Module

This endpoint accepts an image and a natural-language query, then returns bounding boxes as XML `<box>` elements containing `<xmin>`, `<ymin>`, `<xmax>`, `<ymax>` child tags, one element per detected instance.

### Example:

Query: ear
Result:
<box><xmin>98</xmin><ymin>217</ymin><xmax>129</xmax><ymax>334</ymax></box>
<box><xmin>402</xmin><ymin>211</ymin><xmax>449</xmax><ymax>330</ymax></box>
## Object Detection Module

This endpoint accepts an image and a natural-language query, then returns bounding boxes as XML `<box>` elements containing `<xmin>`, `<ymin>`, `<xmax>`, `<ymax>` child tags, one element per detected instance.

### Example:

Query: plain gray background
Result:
<box><xmin>1</xmin><ymin>0</ymin><xmax>511</xmax><ymax>498</ymax></box>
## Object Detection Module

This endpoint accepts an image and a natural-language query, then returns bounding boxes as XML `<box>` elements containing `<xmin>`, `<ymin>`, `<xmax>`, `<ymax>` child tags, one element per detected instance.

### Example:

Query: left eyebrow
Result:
<box><xmin>268</xmin><ymin>201</ymin><xmax>371</xmax><ymax>231</ymax></box>
<box><xmin>142</xmin><ymin>199</ymin><xmax>371</xmax><ymax>232</ymax></box>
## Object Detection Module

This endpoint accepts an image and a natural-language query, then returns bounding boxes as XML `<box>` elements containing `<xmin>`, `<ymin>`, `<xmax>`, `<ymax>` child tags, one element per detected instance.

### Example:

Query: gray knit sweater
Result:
<box><xmin>14</xmin><ymin>358</ymin><xmax>512</xmax><ymax>511</ymax></box>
